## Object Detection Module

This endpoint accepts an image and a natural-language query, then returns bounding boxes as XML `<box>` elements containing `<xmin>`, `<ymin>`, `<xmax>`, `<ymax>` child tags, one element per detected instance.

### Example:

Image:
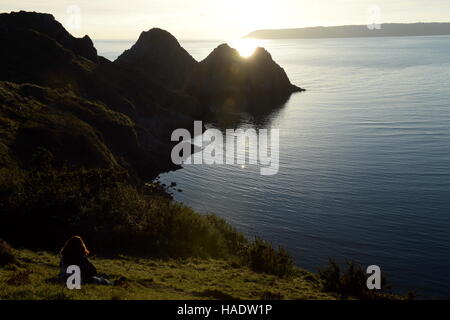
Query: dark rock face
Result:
<box><xmin>185</xmin><ymin>44</ymin><xmax>304</xmax><ymax>112</ymax></box>
<box><xmin>188</xmin><ymin>44</ymin><xmax>302</xmax><ymax>96</ymax></box>
<box><xmin>0</xmin><ymin>11</ymin><xmax>97</xmax><ymax>62</ymax></box>
<box><xmin>115</xmin><ymin>28</ymin><xmax>198</xmax><ymax>91</ymax></box>
<box><xmin>115</xmin><ymin>29</ymin><xmax>304</xmax><ymax>113</ymax></box>
<box><xmin>0</xmin><ymin>12</ymin><xmax>201</xmax><ymax>180</ymax></box>
<box><xmin>0</xmin><ymin>11</ymin><xmax>305</xmax><ymax>180</ymax></box>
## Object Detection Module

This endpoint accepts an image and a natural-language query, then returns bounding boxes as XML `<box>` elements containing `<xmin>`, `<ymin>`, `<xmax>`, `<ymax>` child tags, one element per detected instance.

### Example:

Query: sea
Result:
<box><xmin>94</xmin><ymin>36</ymin><xmax>450</xmax><ymax>298</ymax></box>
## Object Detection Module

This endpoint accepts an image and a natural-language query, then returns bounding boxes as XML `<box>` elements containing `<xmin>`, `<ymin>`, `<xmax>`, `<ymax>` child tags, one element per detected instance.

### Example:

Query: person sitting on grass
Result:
<box><xmin>59</xmin><ymin>235</ymin><xmax>112</xmax><ymax>285</ymax></box>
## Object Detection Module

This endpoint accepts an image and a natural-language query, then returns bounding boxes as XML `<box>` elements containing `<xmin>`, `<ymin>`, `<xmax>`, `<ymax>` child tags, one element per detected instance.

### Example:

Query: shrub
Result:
<box><xmin>0</xmin><ymin>166</ymin><xmax>246</xmax><ymax>259</ymax></box>
<box><xmin>0</xmin><ymin>238</ymin><xmax>15</xmax><ymax>266</ymax></box>
<box><xmin>0</xmin><ymin>165</ymin><xmax>296</xmax><ymax>274</ymax></box>
<box><xmin>318</xmin><ymin>259</ymin><xmax>390</xmax><ymax>299</ymax></box>
<box><xmin>243</xmin><ymin>237</ymin><xmax>294</xmax><ymax>277</ymax></box>
<box><xmin>205</xmin><ymin>214</ymin><xmax>248</xmax><ymax>254</ymax></box>
<box><xmin>0</xmin><ymin>167</ymin><xmax>25</xmax><ymax>198</ymax></box>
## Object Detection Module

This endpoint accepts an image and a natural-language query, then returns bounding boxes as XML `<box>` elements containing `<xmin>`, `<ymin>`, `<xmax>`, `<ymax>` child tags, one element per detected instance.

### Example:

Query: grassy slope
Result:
<box><xmin>0</xmin><ymin>249</ymin><xmax>336</xmax><ymax>300</ymax></box>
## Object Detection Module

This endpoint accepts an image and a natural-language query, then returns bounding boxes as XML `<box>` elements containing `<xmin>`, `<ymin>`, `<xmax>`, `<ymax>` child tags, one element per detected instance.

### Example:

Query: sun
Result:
<box><xmin>230</xmin><ymin>38</ymin><xmax>262</xmax><ymax>58</ymax></box>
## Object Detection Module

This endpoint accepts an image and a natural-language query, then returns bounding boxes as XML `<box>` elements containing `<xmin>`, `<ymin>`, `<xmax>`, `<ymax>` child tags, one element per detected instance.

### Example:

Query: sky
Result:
<box><xmin>1</xmin><ymin>0</ymin><xmax>450</xmax><ymax>40</ymax></box>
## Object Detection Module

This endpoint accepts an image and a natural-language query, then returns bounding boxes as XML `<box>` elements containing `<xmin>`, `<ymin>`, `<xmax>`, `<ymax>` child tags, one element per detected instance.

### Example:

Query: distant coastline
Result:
<box><xmin>245</xmin><ymin>23</ymin><xmax>450</xmax><ymax>39</ymax></box>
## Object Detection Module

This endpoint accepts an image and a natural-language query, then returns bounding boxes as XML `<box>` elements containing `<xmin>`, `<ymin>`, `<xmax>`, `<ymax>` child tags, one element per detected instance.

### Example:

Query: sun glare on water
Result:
<box><xmin>231</xmin><ymin>39</ymin><xmax>262</xmax><ymax>58</ymax></box>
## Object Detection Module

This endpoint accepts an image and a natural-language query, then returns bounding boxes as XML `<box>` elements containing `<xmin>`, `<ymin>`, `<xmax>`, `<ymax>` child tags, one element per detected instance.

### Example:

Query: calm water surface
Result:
<box><xmin>94</xmin><ymin>36</ymin><xmax>450</xmax><ymax>298</ymax></box>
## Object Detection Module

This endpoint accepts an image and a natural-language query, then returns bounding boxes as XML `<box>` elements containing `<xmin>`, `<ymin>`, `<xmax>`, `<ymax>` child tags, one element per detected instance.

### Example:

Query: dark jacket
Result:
<box><xmin>59</xmin><ymin>256</ymin><xmax>97</xmax><ymax>283</ymax></box>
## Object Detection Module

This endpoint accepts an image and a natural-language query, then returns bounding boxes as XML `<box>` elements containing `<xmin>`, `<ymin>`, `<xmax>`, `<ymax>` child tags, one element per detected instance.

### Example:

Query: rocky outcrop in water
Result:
<box><xmin>187</xmin><ymin>44</ymin><xmax>303</xmax><ymax>97</ymax></box>
<box><xmin>0</xmin><ymin>11</ymin><xmax>305</xmax><ymax>180</ymax></box>
<box><xmin>114</xmin><ymin>33</ymin><xmax>304</xmax><ymax>114</ymax></box>
<box><xmin>115</xmin><ymin>28</ymin><xmax>198</xmax><ymax>91</ymax></box>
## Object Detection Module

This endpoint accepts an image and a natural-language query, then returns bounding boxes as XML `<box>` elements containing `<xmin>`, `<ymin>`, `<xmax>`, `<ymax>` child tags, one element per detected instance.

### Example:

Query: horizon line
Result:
<box><xmin>91</xmin><ymin>21</ymin><xmax>450</xmax><ymax>41</ymax></box>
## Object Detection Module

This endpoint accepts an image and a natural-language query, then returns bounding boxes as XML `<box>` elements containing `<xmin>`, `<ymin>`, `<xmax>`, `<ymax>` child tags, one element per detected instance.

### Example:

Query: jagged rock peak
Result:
<box><xmin>203</xmin><ymin>44</ymin><xmax>272</xmax><ymax>61</ymax></box>
<box><xmin>115</xmin><ymin>28</ymin><xmax>197</xmax><ymax>90</ymax></box>
<box><xmin>252</xmin><ymin>47</ymin><xmax>273</xmax><ymax>59</ymax></box>
<box><xmin>134</xmin><ymin>28</ymin><xmax>184</xmax><ymax>49</ymax></box>
<box><xmin>201</xmin><ymin>43</ymin><xmax>240</xmax><ymax>63</ymax></box>
<box><xmin>0</xmin><ymin>11</ymin><xmax>97</xmax><ymax>62</ymax></box>
<box><xmin>187</xmin><ymin>42</ymin><xmax>305</xmax><ymax>98</ymax></box>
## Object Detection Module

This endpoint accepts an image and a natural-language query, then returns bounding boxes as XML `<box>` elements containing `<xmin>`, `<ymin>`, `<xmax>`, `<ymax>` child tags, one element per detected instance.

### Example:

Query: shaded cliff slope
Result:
<box><xmin>0</xmin><ymin>11</ymin><xmax>201</xmax><ymax>179</ymax></box>
<box><xmin>115</xmin><ymin>28</ymin><xmax>198</xmax><ymax>91</ymax></box>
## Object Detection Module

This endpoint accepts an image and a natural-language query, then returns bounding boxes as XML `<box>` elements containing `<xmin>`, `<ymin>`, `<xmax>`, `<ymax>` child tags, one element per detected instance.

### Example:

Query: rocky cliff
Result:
<box><xmin>0</xmin><ymin>11</ymin><xmax>304</xmax><ymax>181</ymax></box>
<box><xmin>0</xmin><ymin>11</ymin><xmax>200</xmax><ymax>180</ymax></box>
<box><xmin>0</xmin><ymin>11</ymin><xmax>97</xmax><ymax>62</ymax></box>
<box><xmin>115</xmin><ymin>28</ymin><xmax>198</xmax><ymax>91</ymax></box>
<box><xmin>185</xmin><ymin>44</ymin><xmax>304</xmax><ymax>112</ymax></box>
<box><xmin>115</xmin><ymin>32</ymin><xmax>304</xmax><ymax>114</ymax></box>
<box><xmin>187</xmin><ymin>44</ymin><xmax>303</xmax><ymax>96</ymax></box>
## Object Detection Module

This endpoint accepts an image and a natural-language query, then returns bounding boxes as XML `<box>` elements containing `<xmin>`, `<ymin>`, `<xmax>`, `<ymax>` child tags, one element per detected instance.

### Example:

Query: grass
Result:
<box><xmin>0</xmin><ymin>249</ymin><xmax>336</xmax><ymax>300</ymax></box>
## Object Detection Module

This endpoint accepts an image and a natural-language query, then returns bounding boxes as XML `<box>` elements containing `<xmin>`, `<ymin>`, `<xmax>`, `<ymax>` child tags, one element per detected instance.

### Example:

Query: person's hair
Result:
<box><xmin>60</xmin><ymin>236</ymin><xmax>90</xmax><ymax>258</ymax></box>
